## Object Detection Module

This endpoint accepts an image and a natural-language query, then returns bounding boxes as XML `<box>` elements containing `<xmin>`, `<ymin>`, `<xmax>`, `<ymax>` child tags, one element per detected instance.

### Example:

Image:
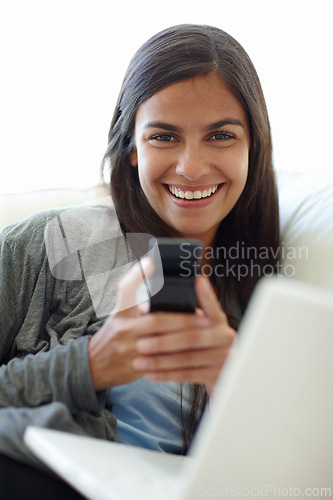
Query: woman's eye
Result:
<box><xmin>210</xmin><ymin>131</ymin><xmax>234</xmax><ymax>141</ymax></box>
<box><xmin>150</xmin><ymin>134</ymin><xmax>176</xmax><ymax>142</ymax></box>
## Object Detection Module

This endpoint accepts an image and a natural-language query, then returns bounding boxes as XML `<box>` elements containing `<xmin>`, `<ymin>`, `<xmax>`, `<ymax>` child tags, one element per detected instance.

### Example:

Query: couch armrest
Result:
<box><xmin>277</xmin><ymin>170</ymin><xmax>333</xmax><ymax>291</ymax></box>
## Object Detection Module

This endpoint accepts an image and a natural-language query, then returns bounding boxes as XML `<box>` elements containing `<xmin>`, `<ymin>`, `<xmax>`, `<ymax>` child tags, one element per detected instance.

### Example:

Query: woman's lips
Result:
<box><xmin>167</xmin><ymin>183</ymin><xmax>221</xmax><ymax>200</ymax></box>
<box><xmin>163</xmin><ymin>183</ymin><xmax>224</xmax><ymax>207</ymax></box>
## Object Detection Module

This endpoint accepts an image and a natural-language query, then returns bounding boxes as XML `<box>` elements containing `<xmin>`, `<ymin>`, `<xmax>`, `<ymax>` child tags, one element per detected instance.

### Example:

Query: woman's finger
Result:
<box><xmin>142</xmin><ymin>365</ymin><xmax>223</xmax><ymax>387</ymax></box>
<box><xmin>133</xmin><ymin>346</ymin><xmax>229</xmax><ymax>372</ymax></box>
<box><xmin>113</xmin><ymin>256</ymin><xmax>154</xmax><ymax>314</ymax></box>
<box><xmin>136</xmin><ymin>322</ymin><xmax>234</xmax><ymax>354</ymax></box>
<box><xmin>194</xmin><ymin>274</ymin><xmax>228</xmax><ymax>323</ymax></box>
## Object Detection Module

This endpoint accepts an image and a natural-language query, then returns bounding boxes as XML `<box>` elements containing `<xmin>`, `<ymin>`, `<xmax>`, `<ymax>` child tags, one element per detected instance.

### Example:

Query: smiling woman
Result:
<box><xmin>100</xmin><ymin>22</ymin><xmax>279</xmax><ymax>450</ymax></box>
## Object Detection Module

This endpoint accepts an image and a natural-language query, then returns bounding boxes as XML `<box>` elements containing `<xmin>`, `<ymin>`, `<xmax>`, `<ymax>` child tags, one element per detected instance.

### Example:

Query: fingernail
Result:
<box><xmin>196</xmin><ymin>316</ymin><xmax>210</xmax><ymax>327</ymax></box>
<box><xmin>133</xmin><ymin>358</ymin><xmax>147</xmax><ymax>370</ymax></box>
<box><xmin>140</xmin><ymin>256</ymin><xmax>151</xmax><ymax>267</ymax></box>
<box><xmin>200</xmin><ymin>274</ymin><xmax>211</xmax><ymax>288</ymax></box>
<box><xmin>140</xmin><ymin>256</ymin><xmax>154</xmax><ymax>273</ymax></box>
<box><xmin>136</xmin><ymin>338</ymin><xmax>151</xmax><ymax>353</ymax></box>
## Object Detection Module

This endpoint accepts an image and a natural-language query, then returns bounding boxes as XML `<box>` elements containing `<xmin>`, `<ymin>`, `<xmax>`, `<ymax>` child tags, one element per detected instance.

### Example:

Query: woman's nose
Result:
<box><xmin>175</xmin><ymin>143</ymin><xmax>210</xmax><ymax>181</ymax></box>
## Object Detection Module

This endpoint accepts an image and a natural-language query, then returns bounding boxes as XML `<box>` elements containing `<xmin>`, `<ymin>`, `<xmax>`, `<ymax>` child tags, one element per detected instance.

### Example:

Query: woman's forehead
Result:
<box><xmin>134</xmin><ymin>73</ymin><xmax>248</xmax><ymax>130</ymax></box>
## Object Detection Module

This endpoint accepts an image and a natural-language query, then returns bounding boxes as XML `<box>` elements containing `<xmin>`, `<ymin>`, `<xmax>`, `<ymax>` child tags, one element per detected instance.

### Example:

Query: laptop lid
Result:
<box><xmin>179</xmin><ymin>276</ymin><xmax>333</xmax><ymax>499</ymax></box>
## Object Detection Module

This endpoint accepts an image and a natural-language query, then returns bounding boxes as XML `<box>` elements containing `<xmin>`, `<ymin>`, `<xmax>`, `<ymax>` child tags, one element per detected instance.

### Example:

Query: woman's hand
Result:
<box><xmin>88</xmin><ymin>258</ymin><xmax>203</xmax><ymax>391</ymax></box>
<box><xmin>88</xmin><ymin>258</ymin><xmax>236</xmax><ymax>396</ymax></box>
<box><xmin>133</xmin><ymin>274</ymin><xmax>236</xmax><ymax>396</ymax></box>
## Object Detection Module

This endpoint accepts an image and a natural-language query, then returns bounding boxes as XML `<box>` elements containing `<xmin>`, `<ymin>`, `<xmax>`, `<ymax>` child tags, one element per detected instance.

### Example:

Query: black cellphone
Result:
<box><xmin>148</xmin><ymin>237</ymin><xmax>203</xmax><ymax>313</ymax></box>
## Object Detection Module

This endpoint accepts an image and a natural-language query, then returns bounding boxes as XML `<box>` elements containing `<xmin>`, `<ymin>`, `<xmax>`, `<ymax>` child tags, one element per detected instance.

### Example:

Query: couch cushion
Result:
<box><xmin>277</xmin><ymin>170</ymin><xmax>333</xmax><ymax>291</ymax></box>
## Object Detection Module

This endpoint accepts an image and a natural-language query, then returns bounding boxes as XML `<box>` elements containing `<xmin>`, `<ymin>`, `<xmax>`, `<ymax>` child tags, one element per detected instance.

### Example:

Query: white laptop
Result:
<box><xmin>24</xmin><ymin>276</ymin><xmax>333</xmax><ymax>499</ymax></box>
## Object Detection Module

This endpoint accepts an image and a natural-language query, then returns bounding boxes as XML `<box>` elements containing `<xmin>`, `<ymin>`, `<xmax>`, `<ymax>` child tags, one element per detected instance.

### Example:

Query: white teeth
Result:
<box><xmin>168</xmin><ymin>184</ymin><xmax>220</xmax><ymax>200</ymax></box>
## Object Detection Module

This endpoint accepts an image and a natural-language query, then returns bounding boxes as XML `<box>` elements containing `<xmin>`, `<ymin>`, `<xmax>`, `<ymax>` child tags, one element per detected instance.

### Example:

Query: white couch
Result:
<box><xmin>277</xmin><ymin>171</ymin><xmax>333</xmax><ymax>291</ymax></box>
<box><xmin>1</xmin><ymin>171</ymin><xmax>332</xmax><ymax>292</ymax></box>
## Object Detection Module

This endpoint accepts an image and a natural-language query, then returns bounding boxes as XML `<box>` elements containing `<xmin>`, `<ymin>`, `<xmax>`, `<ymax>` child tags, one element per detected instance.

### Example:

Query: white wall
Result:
<box><xmin>0</xmin><ymin>0</ymin><xmax>332</xmax><ymax>194</ymax></box>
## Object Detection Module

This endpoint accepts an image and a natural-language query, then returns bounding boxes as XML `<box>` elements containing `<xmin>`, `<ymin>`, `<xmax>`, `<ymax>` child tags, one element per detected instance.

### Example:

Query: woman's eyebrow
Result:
<box><xmin>143</xmin><ymin>122</ymin><xmax>181</xmax><ymax>132</ymax></box>
<box><xmin>204</xmin><ymin>119</ymin><xmax>244</xmax><ymax>131</ymax></box>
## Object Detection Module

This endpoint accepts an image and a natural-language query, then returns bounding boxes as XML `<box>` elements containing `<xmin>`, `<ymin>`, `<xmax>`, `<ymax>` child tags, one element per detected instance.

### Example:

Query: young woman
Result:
<box><xmin>0</xmin><ymin>24</ymin><xmax>279</xmax><ymax>498</ymax></box>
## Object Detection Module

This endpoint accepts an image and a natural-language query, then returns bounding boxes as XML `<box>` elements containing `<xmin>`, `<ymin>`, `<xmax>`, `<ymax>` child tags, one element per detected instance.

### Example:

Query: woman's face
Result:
<box><xmin>131</xmin><ymin>73</ymin><xmax>250</xmax><ymax>247</ymax></box>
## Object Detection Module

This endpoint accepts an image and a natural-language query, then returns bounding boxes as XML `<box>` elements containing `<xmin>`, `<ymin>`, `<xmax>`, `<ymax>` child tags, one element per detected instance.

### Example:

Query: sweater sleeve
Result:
<box><xmin>0</xmin><ymin>212</ymin><xmax>56</xmax><ymax>363</ymax></box>
<box><xmin>0</xmin><ymin>233</ymin><xmax>20</xmax><ymax>362</ymax></box>
<box><xmin>0</xmin><ymin>336</ymin><xmax>106</xmax><ymax>413</ymax></box>
<box><xmin>0</xmin><ymin>210</ymin><xmax>108</xmax><ymax>413</ymax></box>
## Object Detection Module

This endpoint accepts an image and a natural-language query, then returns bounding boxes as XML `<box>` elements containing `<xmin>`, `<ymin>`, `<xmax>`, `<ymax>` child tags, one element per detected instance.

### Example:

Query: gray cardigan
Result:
<box><xmin>0</xmin><ymin>205</ymin><xmax>135</xmax><ymax>469</ymax></box>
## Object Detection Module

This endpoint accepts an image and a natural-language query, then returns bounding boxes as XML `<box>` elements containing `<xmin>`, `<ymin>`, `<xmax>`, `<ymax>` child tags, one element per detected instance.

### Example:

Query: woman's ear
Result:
<box><xmin>130</xmin><ymin>148</ymin><xmax>138</xmax><ymax>167</ymax></box>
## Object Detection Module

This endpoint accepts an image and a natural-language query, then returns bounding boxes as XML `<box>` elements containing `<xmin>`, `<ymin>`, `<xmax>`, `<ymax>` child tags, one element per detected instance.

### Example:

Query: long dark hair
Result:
<box><xmin>102</xmin><ymin>24</ymin><xmax>280</xmax><ymax>453</ymax></box>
